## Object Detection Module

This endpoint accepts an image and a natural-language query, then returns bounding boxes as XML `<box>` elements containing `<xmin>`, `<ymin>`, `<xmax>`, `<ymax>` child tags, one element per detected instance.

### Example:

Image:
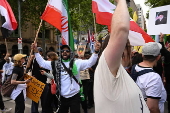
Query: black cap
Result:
<box><xmin>60</xmin><ymin>45</ymin><xmax>71</xmax><ymax>51</ymax></box>
<box><xmin>37</xmin><ymin>47</ymin><xmax>43</xmax><ymax>52</ymax></box>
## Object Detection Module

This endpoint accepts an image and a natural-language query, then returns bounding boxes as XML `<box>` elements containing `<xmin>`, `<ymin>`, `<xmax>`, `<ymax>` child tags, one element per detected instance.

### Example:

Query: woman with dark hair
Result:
<box><xmin>40</xmin><ymin>51</ymin><xmax>58</xmax><ymax>113</ymax></box>
<box><xmin>11</xmin><ymin>54</ymin><xmax>30</xmax><ymax>113</ymax></box>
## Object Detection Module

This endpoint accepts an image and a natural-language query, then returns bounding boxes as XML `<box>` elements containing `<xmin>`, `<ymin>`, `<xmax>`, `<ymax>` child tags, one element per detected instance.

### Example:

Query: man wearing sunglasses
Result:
<box><xmin>31</xmin><ymin>42</ymin><xmax>101</xmax><ymax>113</ymax></box>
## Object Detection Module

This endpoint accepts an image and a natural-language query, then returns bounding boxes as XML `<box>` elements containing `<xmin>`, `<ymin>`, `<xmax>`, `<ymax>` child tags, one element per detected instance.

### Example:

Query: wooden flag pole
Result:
<box><xmin>24</xmin><ymin>19</ymin><xmax>43</xmax><ymax>74</ymax></box>
<box><xmin>4</xmin><ymin>38</ymin><xmax>9</xmax><ymax>53</ymax></box>
<box><xmin>93</xmin><ymin>13</ymin><xmax>97</xmax><ymax>40</ymax></box>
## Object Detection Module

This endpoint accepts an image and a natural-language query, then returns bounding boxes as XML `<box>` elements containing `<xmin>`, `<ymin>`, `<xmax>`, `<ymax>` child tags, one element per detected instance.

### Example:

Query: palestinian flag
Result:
<box><xmin>41</xmin><ymin>0</ymin><xmax>74</xmax><ymax>50</ymax></box>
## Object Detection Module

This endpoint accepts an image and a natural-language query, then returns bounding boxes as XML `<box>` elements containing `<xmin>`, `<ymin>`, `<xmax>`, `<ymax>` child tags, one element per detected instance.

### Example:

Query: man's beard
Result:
<box><xmin>62</xmin><ymin>55</ymin><xmax>70</xmax><ymax>60</ymax></box>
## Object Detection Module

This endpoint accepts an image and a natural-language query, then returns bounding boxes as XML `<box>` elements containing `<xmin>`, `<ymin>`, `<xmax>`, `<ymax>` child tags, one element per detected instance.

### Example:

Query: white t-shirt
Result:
<box><xmin>35</xmin><ymin>53</ymin><xmax>98</xmax><ymax>98</ymax></box>
<box><xmin>135</xmin><ymin>65</ymin><xmax>167</xmax><ymax>113</ymax></box>
<box><xmin>94</xmin><ymin>52</ymin><xmax>150</xmax><ymax>113</ymax></box>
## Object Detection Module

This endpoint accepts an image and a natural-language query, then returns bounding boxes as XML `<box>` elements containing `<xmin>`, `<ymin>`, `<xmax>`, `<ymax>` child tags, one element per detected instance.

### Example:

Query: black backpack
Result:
<box><xmin>130</xmin><ymin>64</ymin><xmax>155</xmax><ymax>82</ymax></box>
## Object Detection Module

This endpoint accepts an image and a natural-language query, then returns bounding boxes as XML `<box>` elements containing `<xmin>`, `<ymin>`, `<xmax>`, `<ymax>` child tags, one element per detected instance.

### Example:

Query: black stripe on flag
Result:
<box><xmin>1</xmin><ymin>16</ymin><xmax>12</xmax><ymax>39</ymax></box>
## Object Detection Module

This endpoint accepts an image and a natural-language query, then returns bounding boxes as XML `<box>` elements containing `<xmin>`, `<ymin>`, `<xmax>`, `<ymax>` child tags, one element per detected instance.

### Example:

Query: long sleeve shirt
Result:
<box><xmin>34</xmin><ymin>53</ymin><xmax>98</xmax><ymax>98</ymax></box>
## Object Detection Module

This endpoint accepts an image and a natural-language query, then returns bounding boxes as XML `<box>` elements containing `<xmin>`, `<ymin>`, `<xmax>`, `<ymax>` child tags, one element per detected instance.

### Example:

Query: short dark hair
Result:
<box><xmin>143</xmin><ymin>55</ymin><xmax>157</xmax><ymax>62</ymax></box>
<box><xmin>60</xmin><ymin>45</ymin><xmax>71</xmax><ymax>51</ymax></box>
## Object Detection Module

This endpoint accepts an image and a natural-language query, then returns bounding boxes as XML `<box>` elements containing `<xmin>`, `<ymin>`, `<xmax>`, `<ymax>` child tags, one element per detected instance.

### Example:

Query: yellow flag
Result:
<box><xmin>133</xmin><ymin>46</ymin><xmax>143</xmax><ymax>53</ymax></box>
<box><xmin>133</xmin><ymin>11</ymin><xmax>138</xmax><ymax>22</ymax></box>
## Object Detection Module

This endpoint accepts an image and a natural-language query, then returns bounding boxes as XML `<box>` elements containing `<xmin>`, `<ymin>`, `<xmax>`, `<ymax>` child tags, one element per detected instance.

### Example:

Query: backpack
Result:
<box><xmin>130</xmin><ymin>64</ymin><xmax>155</xmax><ymax>82</ymax></box>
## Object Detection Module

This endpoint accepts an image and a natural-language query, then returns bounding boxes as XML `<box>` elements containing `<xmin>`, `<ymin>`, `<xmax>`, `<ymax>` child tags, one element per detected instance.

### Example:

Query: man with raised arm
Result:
<box><xmin>94</xmin><ymin>0</ymin><xmax>150</xmax><ymax>113</ymax></box>
<box><xmin>31</xmin><ymin>43</ymin><xmax>101</xmax><ymax>113</ymax></box>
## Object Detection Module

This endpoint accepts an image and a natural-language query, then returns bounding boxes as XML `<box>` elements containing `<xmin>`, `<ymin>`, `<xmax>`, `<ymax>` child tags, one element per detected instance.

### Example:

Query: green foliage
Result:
<box><xmin>8</xmin><ymin>0</ymin><xmax>108</xmax><ymax>33</ymax></box>
<box><xmin>146</xmin><ymin>11</ymin><xmax>149</xmax><ymax>19</ymax></box>
<box><xmin>69</xmin><ymin>0</ymin><xmax>105</xmax><ymax>32</ymax></box>
<box><xmin>128</xmin><ymin>7</ymin><xmax>133</xmax><ymax>18</ymax></box>
<box><xmin>145</xmin><ymin>0</ymin><xmax>170</xmax><ymax>8</ymax></box>
<box><xmin>8</xmin><ymin>0</ymin><xmax>49</xmax><ymax>31</ymax></box>
<box><xmin>145</xmin><ymin>0</ymin><xmax>170</xmax><ymax>19</ymax></box>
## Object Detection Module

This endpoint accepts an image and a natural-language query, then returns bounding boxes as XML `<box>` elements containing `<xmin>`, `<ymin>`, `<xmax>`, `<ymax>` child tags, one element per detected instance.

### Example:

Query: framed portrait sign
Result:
<box><xmin>77</xmin><ymin>45</ymin><xmax>86</xmax><ymax>57</ymax></box>
<box><xmin>148</xmin><ymin>5</ymin><xmax>170</xmax><ymax>35</ymax></box>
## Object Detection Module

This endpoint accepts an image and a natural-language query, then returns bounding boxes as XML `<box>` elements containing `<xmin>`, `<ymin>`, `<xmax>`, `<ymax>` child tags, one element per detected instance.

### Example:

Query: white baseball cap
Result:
<box><xmin>142</xmin><ymin>42</ymin><xmax>162</xmax><ymax>56</ymax></box>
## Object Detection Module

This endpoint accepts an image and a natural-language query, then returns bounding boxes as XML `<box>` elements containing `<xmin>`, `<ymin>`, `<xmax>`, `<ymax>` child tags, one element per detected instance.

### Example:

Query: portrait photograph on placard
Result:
<box><xmin>155</xmin><ymin>11</ymin><xmax>168</xmax><ymax>25</ymax></box>
<box><xmin>77</xmin><ymin>45</ymin><xmax>86</xmax><ymax>57</ymax></box>
<box><xmin>148</xmin><ymin>5</ymin><xmax>170</xmax><ymax>35</ymax></box>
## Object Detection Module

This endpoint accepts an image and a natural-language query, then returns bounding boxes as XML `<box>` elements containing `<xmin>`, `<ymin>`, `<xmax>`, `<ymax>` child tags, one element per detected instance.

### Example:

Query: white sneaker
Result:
<box><xmin>1</xmin><ymin>108</ymin><xmax>12</xmax><ymax>113</ymax></box>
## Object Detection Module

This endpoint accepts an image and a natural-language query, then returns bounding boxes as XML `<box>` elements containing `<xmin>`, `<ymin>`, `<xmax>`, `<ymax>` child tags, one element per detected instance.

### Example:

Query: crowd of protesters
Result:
<box><xmin>0</xmin><ymin>0</ymin><xmax>170</xmax><ymax>113</ymax></box>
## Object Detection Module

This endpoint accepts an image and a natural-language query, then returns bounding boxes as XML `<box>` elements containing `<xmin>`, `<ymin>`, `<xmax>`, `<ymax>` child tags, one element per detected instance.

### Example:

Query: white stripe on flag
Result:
<box><xmin>128</xmin><ymin>30</ymin><xmax>145</xmax><ymax>46</ymax></box>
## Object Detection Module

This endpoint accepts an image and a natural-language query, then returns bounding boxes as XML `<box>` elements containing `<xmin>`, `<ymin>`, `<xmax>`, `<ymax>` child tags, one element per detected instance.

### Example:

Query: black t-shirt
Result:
<box><xmin>0</xmin><ymin>59</ymin><xmax>6</xmax><ymax>70</ymax></box>
<box><xmin>12</xmin><ymin>66</ymin><xmax>24</xmax><ymax>81</ymax></box>
<box><xmin>31</xmin><ymin>58</ymin><xmax>47</xmax><ymax>83</ymax></box>
<box><xmin>88</xmin><ymin>61</ymin><xmax>98</xmax><ymax>81</ymax></box>
<box><xmin>160</xmin><ymin>42</ymin><xmax>170</xmax><ymax>83</ymax></box>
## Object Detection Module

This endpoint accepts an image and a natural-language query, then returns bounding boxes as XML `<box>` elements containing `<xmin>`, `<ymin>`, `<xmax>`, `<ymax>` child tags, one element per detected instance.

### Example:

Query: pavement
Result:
<box><xmin>1</xmin><ymin>97</ymin><xmax>169</xmax><ymax>113</ymax></box>
<box><xmin>2</xmin><ymin>97</ymin><xmax>95</xmax><ymax>113</ymax></box>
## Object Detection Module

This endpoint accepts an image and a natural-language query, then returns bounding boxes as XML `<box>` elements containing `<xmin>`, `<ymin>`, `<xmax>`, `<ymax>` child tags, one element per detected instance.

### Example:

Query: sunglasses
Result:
<box><xmin>61</xmin><ymin>50</ymin><xmax>70</xmax><ymax>53</ymax></box>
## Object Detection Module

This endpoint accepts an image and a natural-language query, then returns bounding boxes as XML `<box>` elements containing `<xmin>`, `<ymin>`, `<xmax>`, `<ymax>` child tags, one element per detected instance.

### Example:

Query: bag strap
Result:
<box><xmin>131</xmin><ymin>64</ymin><xmax>155</xmax><ymax>82</ymax></box>
<box><xmin>137</xmin><ymin>69</ymin><xmax>155</xmax><ymax>76</ymax></box>
<box><xmin>61</xmin><ymin>61</ymin><xmax>80</xmax><ymax>86</ymax></box>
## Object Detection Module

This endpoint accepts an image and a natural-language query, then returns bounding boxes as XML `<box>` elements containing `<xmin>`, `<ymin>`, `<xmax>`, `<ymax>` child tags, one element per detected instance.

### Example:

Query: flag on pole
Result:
<box><xmin>0</xmin><ymin>0</ymin><xmax>18</xmax><ymax>38</ymax></box>
<box><xmin>41</xmin><ymin>0</ymin><xmax>74</xmax><ymax>50</ymax></box>
<box><xmin>92</xmin><ymin>0</ymin><xmax>154</xmax><ymax>46</ymax></box>
<box><xmin>133</xmin><ymin>11</ymin><xmax>138</xmax><ymax>23</ymax></box>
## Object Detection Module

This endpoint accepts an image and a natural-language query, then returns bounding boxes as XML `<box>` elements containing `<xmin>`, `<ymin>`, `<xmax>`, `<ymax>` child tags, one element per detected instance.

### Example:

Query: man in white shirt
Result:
<box><xmin>31</xmin><ymin>43</ymin><xmax>101</xmax><ymax>113</ymax></box>
<box><xmin>94</xmin><ymin>0</ymin><xmax>150</xmax><ymax>113</ymax></box>
<box><xmin>134</xmin><ymin>42</ymin><xmax>167</xmax><ymax>113</ymax></box>
<box><xmin>2</xmin><ymin>57</ymin><xmax>14</xmax><ymax>83</ymax></box>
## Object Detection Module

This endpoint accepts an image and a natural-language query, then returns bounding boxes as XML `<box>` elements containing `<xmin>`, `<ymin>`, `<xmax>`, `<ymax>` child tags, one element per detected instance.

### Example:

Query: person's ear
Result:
<box><xmin>156</xmin><ymin>55</ymin><xmax>161</xmax><ymax>61</ymax></box>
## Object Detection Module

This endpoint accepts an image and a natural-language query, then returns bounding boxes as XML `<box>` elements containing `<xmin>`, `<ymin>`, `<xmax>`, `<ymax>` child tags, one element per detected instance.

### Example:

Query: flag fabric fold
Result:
<box><xmin>92</xmin><ymin>0</ymin><xmax>154</xmax><ymax>46</ymax></box>
<box><xmin>0</xmin><ymin>0</ymin><xmax>17</xmax><ymax>30</ymax></box>
<box><xmin>41</xmin><ymin>0</ymin><xmax>74</xmax><ymax>50</ymax></box>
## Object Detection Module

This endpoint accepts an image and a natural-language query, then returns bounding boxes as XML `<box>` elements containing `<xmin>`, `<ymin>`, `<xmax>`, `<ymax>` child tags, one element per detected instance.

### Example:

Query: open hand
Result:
<box><xmin>94</xmin><ymin>41</ymin><xmax>101</xmax><ymax>53</ymax></box>
<box><xmin>159</xmin><ymin>33</ymin><xmax>164</xmax><ymax>42</ymax></box>
<box><xmin>40</xmin><ymin>70</ymin><xmax>46</xmax><ymax>75</ymax></box>
<box><xmin>25</xmin><ymin>78</ymin><xmax>31</xmax><ymax>84</ymax></box>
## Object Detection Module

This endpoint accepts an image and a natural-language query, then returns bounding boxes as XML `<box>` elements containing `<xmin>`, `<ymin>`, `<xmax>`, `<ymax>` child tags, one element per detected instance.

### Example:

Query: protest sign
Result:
<box><xmin>148</xmin><ymin>5</ymin><xmax>170</xmax><ymax>35</ymax></box>
<box><xmin>80</xmin><ymin>69</ymin><xmax>90</xmax><ymax>80</ymax></box>
<box><xmin>24</xmin><ymin>74</ymin><xmax>45</xmax><ymax>103</ymax></box>
<box><xmin>77</xmin><ymin>45</ymin><xmax>86</xmax><ymax>57</ymax></box>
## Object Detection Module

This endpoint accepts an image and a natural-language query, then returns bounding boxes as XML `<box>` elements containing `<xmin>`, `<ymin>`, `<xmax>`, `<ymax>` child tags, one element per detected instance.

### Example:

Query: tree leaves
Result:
<box><xmin>145</xmin><ymin>0</ymin><xmax>170</xmax><ymax>8</ymax></box>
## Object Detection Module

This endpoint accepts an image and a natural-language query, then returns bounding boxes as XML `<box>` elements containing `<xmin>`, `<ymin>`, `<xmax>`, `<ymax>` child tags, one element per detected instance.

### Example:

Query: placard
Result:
<box><xmin>80</xmin><ymin>69</ymin><xmax>90</xmax><ymax>80</ymax></box>
<box><xmin>148</xmin><ymin>5</ymin><xmax>170</xmax><ymax>35</ymax></box>
<box><xmin>24</xmin><ymin>74</ymin><xmax>45</xmax><ymax>103</ymax></box>
<box><xmin>77</xmin><ymin>45</ymin><xmax>86</xmax><ymax>57</ymax></box>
